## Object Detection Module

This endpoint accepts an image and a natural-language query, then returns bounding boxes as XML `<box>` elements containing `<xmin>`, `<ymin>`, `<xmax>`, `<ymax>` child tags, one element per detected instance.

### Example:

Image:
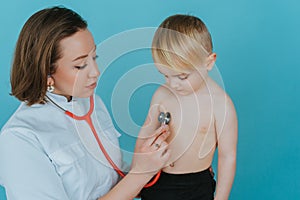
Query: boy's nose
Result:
<box><xmin>168</xmin><ymin>79</ymin><xmax>179</xmax><ymax>89</ymax></box>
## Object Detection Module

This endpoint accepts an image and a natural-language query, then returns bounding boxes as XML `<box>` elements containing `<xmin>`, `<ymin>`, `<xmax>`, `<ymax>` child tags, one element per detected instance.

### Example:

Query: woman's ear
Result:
<box><xmin>47</xmin><ymin>75</ymin><xmax>54</xmax><ymax>86</ymax></box>
<box><xmin>206</xmin><ymin>53</ymin><xmax>217</xmax><ymax>71</ymax></box>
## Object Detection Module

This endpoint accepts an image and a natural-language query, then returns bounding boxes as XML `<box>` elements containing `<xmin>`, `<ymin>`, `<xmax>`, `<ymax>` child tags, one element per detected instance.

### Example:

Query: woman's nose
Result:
<box><xmin>89</xmin><ymin>60</ymin><xmax>100</xmax><ymax>78</ymax></box>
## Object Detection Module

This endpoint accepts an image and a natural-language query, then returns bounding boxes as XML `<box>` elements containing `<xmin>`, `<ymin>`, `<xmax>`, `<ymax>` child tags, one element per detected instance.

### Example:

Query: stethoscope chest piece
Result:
<box><xmin>158</xmin><ymin>111</ymin><xmax>174</xmax><ymax>167</ymax></box>
<box><xmin>158</xmin><ymin>112</ymin><xmax>171</xmax><ymax>125</ymax></box>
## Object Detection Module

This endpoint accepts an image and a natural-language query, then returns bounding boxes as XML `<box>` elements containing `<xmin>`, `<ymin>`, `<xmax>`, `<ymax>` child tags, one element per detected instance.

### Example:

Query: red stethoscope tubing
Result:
<box><xmin>64</xmin><ymin>96</ymin><xmax>160</xmax><ymax>188</ymax></box>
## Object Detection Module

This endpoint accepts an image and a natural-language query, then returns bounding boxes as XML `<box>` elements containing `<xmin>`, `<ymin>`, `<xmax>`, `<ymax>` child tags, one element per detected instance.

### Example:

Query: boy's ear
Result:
<box><xmin>206</xmin><ymin>53</ymin><xmax>217</xmax><ymax>71</ymax></box>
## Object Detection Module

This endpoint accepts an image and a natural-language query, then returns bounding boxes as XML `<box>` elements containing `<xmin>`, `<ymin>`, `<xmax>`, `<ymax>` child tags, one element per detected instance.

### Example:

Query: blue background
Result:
<box><xmin>0</xmin><ymin>0</ymin><xmax>299</xmax><ymax>199</ymax></box>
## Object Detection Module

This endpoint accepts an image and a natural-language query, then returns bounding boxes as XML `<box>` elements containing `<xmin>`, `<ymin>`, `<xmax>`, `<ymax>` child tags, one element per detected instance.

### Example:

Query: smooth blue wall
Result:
<box><xmin>0</xmin><ymin>0</ymin><xmax>299</xmax><ymax>199</ymax></box>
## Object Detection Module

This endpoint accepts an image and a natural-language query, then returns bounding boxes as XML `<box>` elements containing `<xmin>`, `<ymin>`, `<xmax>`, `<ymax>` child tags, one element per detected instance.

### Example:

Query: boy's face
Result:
<box><xmin>156</xmin><ymin>64</ymin><xmax>209</xmax><ymax>96</ymax></box>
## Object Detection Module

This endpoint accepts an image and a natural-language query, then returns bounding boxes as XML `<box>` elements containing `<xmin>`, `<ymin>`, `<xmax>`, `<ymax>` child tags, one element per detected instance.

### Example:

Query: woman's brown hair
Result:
<box><xmin>11</xmin><ymin>6</ymin><xmax>87</xmax><ymax>105</ymax></box>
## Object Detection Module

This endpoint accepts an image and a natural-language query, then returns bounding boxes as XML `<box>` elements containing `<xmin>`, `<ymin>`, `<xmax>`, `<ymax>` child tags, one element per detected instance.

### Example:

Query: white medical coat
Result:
<box><xmin>0</xmin><ymin>93</ymin><xmax>122</xmax><ymax>200</ymax></box>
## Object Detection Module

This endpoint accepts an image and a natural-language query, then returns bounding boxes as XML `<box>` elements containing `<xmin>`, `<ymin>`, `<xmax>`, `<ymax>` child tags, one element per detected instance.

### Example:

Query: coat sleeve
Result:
<box><xmin>0</xmin><ymin>131</ymin><xmax>70</xmax><ymax>200</ymax></box>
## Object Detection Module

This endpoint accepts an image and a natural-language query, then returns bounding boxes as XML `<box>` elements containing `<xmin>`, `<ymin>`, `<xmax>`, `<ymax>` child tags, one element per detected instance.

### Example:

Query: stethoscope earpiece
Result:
<box><xmin>158</xmin><ymin>112</ymin><xmax>171</xmax><ymax>125</ymax></box>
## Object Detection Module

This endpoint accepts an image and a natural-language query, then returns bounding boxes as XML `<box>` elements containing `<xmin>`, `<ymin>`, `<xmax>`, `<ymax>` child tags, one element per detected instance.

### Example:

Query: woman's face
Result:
<box><xmin>49</xmin><ymin>29</ymin><xmax>100</xmax><ymax>99</ymax></box>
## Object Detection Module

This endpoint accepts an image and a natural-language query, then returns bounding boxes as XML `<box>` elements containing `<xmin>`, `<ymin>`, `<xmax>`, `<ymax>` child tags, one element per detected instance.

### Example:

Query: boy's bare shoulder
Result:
<box><xmin>213</xmin><ymin>87</ymin><xmax>232</xmax><ymax>106</ymax></box>
<box><xmin>151</xmin><ymin>85</ymin><xmax>174</xmax><ymax>103</ymax></box>
<box><xmin>208</xmin><ymin>79</ymin><xmax>232</xmax><ymax>105</ymax></box>
<box><xmin>211</xmin><ymin>82</ymin><xmax>236</xmax><ymax>122</ymax></box>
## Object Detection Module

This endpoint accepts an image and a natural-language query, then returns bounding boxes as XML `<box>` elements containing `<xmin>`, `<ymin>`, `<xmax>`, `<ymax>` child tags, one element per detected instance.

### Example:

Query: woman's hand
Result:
<box><xmin>131</xmin><ymin>125</ymin><xmax>171</xmax><ymax>175</ymax></box>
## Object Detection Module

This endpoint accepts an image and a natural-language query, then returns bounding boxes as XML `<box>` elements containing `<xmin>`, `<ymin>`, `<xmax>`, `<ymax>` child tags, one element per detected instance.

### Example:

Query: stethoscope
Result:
<box><xmin>46</xmin><ymin>94</ymin><xmax>171</xmax><ymax>188</ymax></box>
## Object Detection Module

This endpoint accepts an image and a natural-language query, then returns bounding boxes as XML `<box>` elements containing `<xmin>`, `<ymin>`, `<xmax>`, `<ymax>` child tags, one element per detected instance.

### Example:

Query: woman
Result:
<box><xmin>0</xmin><ymin>6</ymin><xmax>170</xmax><ymax>200</ymax></box>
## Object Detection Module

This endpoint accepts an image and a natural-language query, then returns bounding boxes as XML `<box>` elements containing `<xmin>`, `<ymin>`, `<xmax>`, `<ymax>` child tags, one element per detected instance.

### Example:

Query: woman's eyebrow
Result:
<box><xmin>72</xmin><ymin>54</ymin><xmax>88</xmax><ymax>62</ymax></box>
<box><xmin>72</xmin><ymin>45</ymin><xmax>96</xmax><ymax>62</ymax></box>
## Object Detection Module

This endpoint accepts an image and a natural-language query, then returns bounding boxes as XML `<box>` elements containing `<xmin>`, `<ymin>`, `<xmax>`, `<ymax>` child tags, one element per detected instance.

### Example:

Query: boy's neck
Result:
<box><xmin>195</xmin><ymin>76</ymin><xmax>214</xmax><ymax>95</ymax></box>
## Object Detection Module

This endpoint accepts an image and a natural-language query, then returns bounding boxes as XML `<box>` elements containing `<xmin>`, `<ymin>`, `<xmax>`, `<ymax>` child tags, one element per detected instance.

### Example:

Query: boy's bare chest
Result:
<box><xmin>161</xmin><ymin>96</ymin><xmax>215</xmax><ymax>137</ymax></box>
<box><xmin>160</xmin><ymin>96</ymin><xmax>217</xmax><ymax>171</ymax></box>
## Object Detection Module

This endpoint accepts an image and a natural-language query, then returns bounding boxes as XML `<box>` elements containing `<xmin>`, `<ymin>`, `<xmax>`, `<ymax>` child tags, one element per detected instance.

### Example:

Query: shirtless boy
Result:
<box><xmin>135</xmin><ymin>14</ymin><xmax>238</xmax><ymax>200</ymax></box>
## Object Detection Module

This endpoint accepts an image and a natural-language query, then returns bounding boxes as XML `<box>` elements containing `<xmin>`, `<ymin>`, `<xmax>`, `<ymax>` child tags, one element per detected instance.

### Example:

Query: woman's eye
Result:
<box><xmin>93</xmin><ymin>55</ymin><xmax>99</xmax><ymax>60</ymax></box>
<box><xmin>74</xmin><ymin>64</ymin><xmax>87</xmax><ymax>70</ymax></box>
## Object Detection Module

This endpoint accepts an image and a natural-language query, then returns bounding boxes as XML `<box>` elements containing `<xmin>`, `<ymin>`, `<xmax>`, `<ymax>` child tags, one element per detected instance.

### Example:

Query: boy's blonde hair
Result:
<box><xmin>152</xmin><ymin>14</ymin><xmax>213</xmax><ymax>72</ymax></box>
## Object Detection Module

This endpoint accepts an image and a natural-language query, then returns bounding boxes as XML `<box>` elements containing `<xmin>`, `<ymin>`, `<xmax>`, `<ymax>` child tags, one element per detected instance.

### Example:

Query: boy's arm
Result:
<box><xmin>214</xmin><ymin>95</ymin><xmax>238</xmax><ymax>200</ymax></box>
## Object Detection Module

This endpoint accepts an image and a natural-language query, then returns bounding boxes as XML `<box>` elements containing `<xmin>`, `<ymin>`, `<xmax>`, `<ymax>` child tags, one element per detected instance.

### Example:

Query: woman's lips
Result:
<box><xmin>86</xmin><ymin>82</ymin><xmax>97</xmax><ymax>89</ymax></box>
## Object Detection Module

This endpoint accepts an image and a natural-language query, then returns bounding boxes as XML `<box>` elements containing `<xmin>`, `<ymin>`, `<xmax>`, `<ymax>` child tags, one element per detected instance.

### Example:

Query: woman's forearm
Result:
<box><xmin>99</xmin><ymin>125</ymin><xmax>170</xmax><ymax>199</ymax></box>
<box><xmin>98</xmin><ymin>172</ymin><xmax>153</xmax><ymax>200</ymax></box>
